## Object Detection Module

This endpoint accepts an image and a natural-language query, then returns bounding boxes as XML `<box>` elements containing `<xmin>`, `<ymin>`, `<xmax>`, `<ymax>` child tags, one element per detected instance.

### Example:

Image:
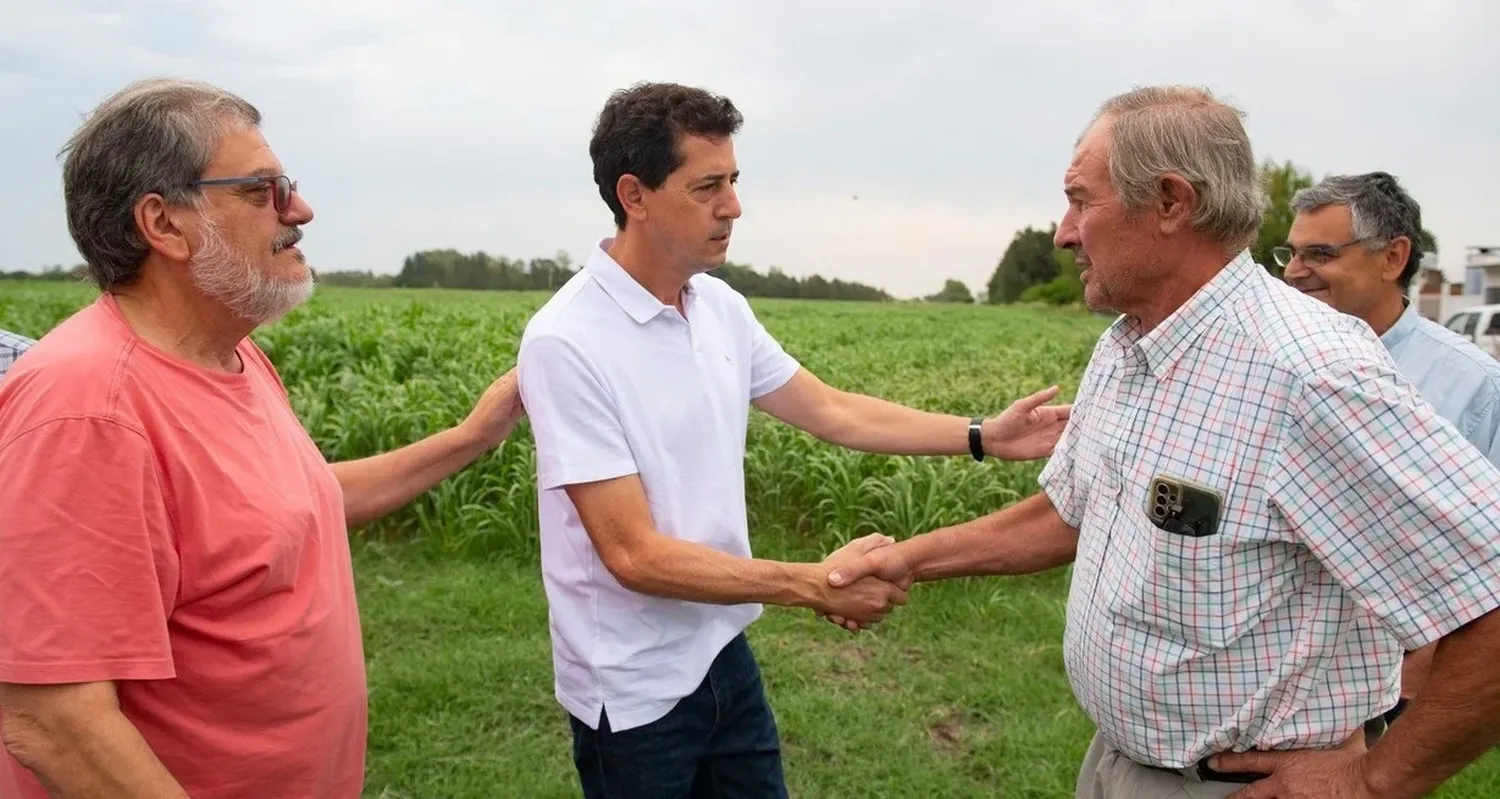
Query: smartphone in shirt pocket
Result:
<box><xmin>1145</xmin><ymin>474</ymin><xmax>1224</xmax><ymax>538</ymax></box>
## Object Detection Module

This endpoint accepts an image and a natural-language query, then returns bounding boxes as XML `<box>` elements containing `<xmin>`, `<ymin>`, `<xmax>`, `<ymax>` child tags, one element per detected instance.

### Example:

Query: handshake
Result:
<box><xmin>805</xmin><ymin>533</ymin><xmax>914</xmax><ymax>633</ymax></box>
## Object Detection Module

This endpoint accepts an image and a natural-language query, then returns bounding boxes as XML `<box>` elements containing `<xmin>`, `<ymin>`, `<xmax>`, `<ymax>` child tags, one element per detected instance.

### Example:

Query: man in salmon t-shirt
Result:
<box><xmin>0</xmin><ymin>78</ymin><xmax>526</xmax><ymax>798</ymax></box>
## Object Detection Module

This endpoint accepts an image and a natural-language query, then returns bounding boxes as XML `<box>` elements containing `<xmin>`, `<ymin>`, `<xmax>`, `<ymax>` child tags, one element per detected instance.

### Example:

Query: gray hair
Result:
<box><xmin>1291</xmin><ymin>172</ymin><xmax>1424</xmax><ymax>289</ymax></box>
<box><xmin>1089</xmin><ymin>85</ymin><xmax>1264</xmax><ymax>253</ymax></box>
<box><xmin>59</xmin><ymin>78</ymin><xmax>262</xmax><ymax>290</ymax></box>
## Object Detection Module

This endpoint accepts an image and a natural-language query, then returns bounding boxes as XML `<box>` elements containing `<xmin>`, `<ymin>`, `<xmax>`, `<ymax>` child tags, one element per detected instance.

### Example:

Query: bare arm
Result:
<box><xmin>1358</xmin><ymin>609</ymin><xmax>1500</xmax><ymax>799</ymax></box>
<box><xmin>0</xmin><ymin>682</ymin><xmax>188</xmax><ymax>799</ymax></box>
<box><xmin>751</xmin><ymin>368</ymin><xmax>1069</xmax><ymax>460</ymax></box>
<box><xmin>827</xmin><ymin>492</ymin><xmax>1079</xmax><ymax>589</ymax></box>
<box><xmin>566</xmin><ymin>474</ymin><xmax>907</xmax><ymax>625</ymax></box>
<box><xmin>331</xmin><ymin>425</ymin><xmax>491</xmax><ymax>528</ymax></box>
<box><xmin>331</xmin><ymin>368</ymin><xmax>524</xmax><ymax>528</ymax></box>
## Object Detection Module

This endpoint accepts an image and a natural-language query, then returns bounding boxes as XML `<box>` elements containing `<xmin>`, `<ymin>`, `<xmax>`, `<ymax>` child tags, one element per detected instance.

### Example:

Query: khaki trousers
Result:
<box><xmin>1074</xmin><ymin>732</ymin><xmax>1245</xmax><ymax>799</ymax></box>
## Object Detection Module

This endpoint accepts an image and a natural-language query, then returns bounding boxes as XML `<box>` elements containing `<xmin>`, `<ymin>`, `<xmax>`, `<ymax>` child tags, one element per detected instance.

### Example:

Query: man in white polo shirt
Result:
<box><xmin>516</xmin><ymin>81</ymin><xmax>1071</xmax><ymax>798</ymax></box>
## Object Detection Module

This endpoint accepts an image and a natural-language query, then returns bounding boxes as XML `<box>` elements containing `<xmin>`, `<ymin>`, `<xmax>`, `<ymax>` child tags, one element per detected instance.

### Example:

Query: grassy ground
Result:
<box><xmin>353</xmin><ymin>540</ymin><xmax>1093</xmax><ymax>799</ymax></box>
<box><xmin>353</xmin><ymin>542</ymin><xmax>1500</xmax><ymax>798</ymax></box>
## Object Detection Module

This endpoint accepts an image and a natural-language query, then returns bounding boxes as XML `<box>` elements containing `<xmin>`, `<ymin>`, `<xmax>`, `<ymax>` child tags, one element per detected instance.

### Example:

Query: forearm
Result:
<box><xmin>330</xmin><ymin>424</ymin><xmax>489</xmax><ymax>528</ymax></box>
<box><xmin>899</xmin><ymin>493</ymin><xmax>1078</xmax><ymax>582</ymax></box>
<box><xmin>1362</xmin><ymin>609</ymin><xmax>1500</xmax><ymax>799</ymax></box>
<box><xmin>1</xmin><ymin>708</ymin><xmax>187</xmax><ymax>799</ymax></box>
<box><xmin>813</xmin><ymin>391</ymin><xmax>970</xmax><ymax>455</ymax></box>
<box><xmin>609</xmin><ymin>535</ymin><xmax>825</xmax><ymax>610</ymax></box>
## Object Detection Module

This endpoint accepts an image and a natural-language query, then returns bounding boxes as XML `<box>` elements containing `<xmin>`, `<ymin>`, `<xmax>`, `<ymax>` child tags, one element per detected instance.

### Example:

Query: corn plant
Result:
<box><xmin>0</xmin><ymin>280</ymin><xmax>1109</xmax><ymax>563</ymax></box>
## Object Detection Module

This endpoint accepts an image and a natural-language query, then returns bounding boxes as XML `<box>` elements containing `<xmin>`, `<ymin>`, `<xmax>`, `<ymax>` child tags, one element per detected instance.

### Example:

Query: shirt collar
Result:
<box><xmin>1379</xmin><ymin>297</ymin><xmax>1419</xmax><ymax>351</ymax></box>
<box><xmin>584</xmin><ymin>238</ymin><xmax>694</xmax><ymax>325</ymax></box>
<box><xmin>1107</xmin><ymin>249</ymin><xmax>1261</xmax><ymax>380</ymax></box>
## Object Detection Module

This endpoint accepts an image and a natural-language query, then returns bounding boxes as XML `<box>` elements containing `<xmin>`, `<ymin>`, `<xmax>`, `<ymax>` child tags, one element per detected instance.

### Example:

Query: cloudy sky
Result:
<box><xmin>2</xmin><ymin>0</ymin><xmax>1496</xmax><ymax>299</ymax></box>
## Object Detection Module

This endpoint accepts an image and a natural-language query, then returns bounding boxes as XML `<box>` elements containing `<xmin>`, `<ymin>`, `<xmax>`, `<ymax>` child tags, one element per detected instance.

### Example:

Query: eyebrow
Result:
<box><xmin>249</xmin><ymin>166</ymin><xmax>282</xmax><ymax>178</ymax></box>
<box><xmin>697</xmin><ymin>170</ymin><xmax>739</xmax><ymax>186</ymax></box>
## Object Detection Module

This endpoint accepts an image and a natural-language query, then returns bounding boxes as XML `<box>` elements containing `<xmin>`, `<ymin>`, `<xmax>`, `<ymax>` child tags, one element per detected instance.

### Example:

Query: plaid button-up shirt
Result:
<box><xmin>0</xmin><ymin>329</ymin><xmax>33</xmax><ymax>380</ymax></box>
<box><xmin>1041</xmin><ymin>250</ymin><xmax>1500</xmax><ymax>768</ymax></box>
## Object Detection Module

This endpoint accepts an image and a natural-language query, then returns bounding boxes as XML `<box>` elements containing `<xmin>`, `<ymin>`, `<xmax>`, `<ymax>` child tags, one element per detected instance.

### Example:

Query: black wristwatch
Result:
<box><xmin>968</xmin><ymin>416</ymin><xmax>985</xmax><ymax>461</ymax></box>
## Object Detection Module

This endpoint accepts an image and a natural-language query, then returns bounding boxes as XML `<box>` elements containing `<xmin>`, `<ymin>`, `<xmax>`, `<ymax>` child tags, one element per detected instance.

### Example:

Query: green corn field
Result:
<box><xmin>0</xmin><ymin>280</ymin><xmax>1104</xmax><ymax>562</ymax></box>
<box><xmin>3</xmin><ymin>279</ymin><xmax>1498</xmax><ymax>798</ymax></box>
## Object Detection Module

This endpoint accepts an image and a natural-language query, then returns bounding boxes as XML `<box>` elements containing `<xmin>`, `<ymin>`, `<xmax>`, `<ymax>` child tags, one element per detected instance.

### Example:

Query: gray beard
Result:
<box><xmin>190</xmin><ymin>219</ymin><xmax>315</xmax><ymax>325</ymax></box>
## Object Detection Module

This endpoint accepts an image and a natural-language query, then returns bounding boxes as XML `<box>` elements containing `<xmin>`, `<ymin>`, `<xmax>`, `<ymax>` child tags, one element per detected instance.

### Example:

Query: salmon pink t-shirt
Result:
<box><xmin>0</xmin><ymin>294</ymin><xmax>366</xmax><ymax>798</ymax></box>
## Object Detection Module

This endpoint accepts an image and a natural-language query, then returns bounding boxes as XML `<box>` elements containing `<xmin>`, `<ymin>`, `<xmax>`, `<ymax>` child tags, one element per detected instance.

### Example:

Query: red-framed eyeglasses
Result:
<box><xmin>189</xmin><ymin>174</ymin><xmax>298</xmax><ymax>215</ymax></box>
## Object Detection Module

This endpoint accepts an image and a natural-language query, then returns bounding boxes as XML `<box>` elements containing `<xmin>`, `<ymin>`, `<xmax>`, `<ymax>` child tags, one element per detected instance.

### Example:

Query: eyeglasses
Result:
<box><xmin>1271</xmin><ymin>237</ymin><xmax>1379</xmax><ymax>269</ymax></box>
<box><xmin>189</xmin><ymin>174</ymin><xmax>298</xmax><ymax>215</ymax></box>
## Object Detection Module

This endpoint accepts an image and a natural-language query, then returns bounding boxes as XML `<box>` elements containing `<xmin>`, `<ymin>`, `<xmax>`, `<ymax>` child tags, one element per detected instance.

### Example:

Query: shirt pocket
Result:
<box><xmin>1108</xmin><ymin>472</ymin><xmax>1294</xmax><ymax>653</ymax></box>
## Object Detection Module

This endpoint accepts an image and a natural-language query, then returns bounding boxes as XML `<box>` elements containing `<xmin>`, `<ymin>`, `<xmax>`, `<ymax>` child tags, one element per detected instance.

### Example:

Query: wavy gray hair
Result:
<box><xmin>1088</xmin><ymin>85</ymin><xmax>1264</xmax><ymax>253</ymax></box>
<box><xmin>59</xmin><ymin>78</ymin><xmax>262</xmax><ymax>290</ymax></box>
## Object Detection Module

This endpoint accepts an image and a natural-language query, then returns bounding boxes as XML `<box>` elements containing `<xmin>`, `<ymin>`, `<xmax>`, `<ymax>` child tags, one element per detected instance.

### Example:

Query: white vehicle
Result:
<box><xmin>1442</xmin><ymin>303</ymin><xmax>1500</xmax><ymax>360</ymax></box>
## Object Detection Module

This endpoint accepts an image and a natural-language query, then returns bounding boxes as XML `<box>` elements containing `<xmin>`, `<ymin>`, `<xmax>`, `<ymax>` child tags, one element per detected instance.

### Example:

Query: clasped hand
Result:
<box><xmin>813</xmin><ymin>534</ymin><xmax>912</xmax><ymax>633</ymax></box>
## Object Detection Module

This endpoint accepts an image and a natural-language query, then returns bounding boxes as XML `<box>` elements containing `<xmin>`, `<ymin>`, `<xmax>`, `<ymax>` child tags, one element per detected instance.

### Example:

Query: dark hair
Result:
<box><xmin>1292</xmin><ymin>171</ymin><xmax>1425</xmax><ymax>290</ymax></box>
<box><xmin>589</xmin><ymin>82</ymin><xmax>743</xmax><ymax>228</ymax></box>
<box><xmin>59</xmin><ymin>78</ymin><xmax>261</xmax><ymax>290</ymax></box>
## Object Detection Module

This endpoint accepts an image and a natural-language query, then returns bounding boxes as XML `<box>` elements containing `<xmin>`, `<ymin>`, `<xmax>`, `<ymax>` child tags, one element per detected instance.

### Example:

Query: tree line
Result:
<box><xmin>7</xmin><ymin>159</ymin><xmax>1440</xmax><ymax>306</ymax></box>
<box><xmin>5</xmin><ymin>250</ymin><xmax>892</xmax><ymax>303</ymax></box>
<box><xmin>316</xmin><ymin>248</ymin><xmax>892</xmax><ymax>302</ymax></box>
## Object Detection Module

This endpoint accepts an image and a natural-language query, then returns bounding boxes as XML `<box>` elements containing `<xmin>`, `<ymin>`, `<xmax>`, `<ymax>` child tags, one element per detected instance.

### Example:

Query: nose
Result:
<box><xmin>719</xmin><ymin>185</ymin><xmax>742</xmax><ymax>220</ymax></box>
<box><xmin>282</xmin><ymin>190</ymin><xmax>314</xmax><ymax>226</ymax></box>
<box><xmin>1055</xmin><ymin>207</ymin><xmax>1079</xmax><ymax>250</ymax></box>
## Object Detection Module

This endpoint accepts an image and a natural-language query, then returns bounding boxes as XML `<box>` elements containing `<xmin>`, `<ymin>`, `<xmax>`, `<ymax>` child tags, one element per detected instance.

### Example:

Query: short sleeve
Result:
<box><xmin>742</xmin><ymin>304</ymin><xmax>800</xmax><ymax>399</ymax></box>
<box><xmin>518</xmin><ymin>332</ymin><xmax>639</xmax><ymax>491</ymax></box>
<box><xmin>1269</xmin><ymin>357</ymin><xmax>1500</xmax><ymax>651</ymax></box>
<box><xmin>1038</xmin><ymin>341</ymin><xmax>1108</xmax><ymax>528</ymax></box>
<box><xmin>0</xmin><ymin>418</ymin><xmax>178</xmax><ymax>684</ymax></box>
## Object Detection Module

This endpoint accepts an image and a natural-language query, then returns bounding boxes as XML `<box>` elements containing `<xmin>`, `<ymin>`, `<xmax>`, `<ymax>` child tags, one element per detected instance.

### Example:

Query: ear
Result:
<box><xmin>133</xmin><ymin>193</ymin><xmax>193</xmax><ymax>262</ymax></box>
<box><xmin>615</xmin><ymin>174</ymin><xmax>650</xmax><ymax>226</ymax></box>
<box><xmin>1382</xmin><ymin>236</ymin><xmax>1413</xmax><ymax>283</ymax></box>
<box><xmin>1156</xmin><ymin>173</ymin><xmax>1198</xmax><ymax>235</ymax></box>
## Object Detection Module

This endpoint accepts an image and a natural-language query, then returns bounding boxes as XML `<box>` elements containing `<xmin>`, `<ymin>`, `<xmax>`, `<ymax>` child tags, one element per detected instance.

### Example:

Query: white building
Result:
<box><xmin>1464</xmin><ymin>245</ymin><xmax>1500</xmax><ymax>305</ymax></box>
<box><xmin>1411</xmin><ymin>246</ymin><xmax>1500</xmax><ymax>325</ymax></box>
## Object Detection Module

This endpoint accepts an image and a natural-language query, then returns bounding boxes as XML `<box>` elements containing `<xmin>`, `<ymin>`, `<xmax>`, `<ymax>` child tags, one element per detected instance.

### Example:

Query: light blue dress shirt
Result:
<box><xmin>1382</xmin><ymin>301</ymin><xmax>1500</xmax><ymax>466</ymax></box>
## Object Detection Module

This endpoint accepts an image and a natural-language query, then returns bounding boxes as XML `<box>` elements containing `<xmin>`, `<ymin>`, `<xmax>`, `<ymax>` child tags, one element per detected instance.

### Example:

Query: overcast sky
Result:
<box><xmin>3</xmin><ymin>0</ymin><xmax>1496</xmax><ymax>299</ymax></box>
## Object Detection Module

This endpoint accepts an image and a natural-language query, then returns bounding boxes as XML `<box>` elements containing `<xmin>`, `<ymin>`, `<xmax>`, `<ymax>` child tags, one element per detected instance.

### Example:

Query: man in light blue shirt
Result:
<box><xmin>1278</xmin><ymin>170</ymin><xmax>1500</xmax><ymax>723</ymax></box>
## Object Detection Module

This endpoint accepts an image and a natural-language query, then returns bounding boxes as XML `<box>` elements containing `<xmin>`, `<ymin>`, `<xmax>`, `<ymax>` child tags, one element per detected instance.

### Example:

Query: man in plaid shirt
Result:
<box><xmin>826</xmin><ymin>85</ymin><xmax>1500</xmax><ymax>798</ymax></box>
<box><xmin>0</xmin><ymin>329</ymin><xmax>33</xmax><ymax>380</ymax></box>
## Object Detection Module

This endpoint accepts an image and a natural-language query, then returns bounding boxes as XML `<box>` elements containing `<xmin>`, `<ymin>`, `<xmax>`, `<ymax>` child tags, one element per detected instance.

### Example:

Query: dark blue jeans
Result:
<box><xmin>568</xmin><ymin>633</ymin><xmax>788</xmax><ymax>798</ymax></box>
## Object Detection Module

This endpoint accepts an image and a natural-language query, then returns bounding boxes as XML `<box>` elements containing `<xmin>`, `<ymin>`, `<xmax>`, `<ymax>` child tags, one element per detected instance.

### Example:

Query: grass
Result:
<box><xmin>3</xmin><ymin>278</ymin><xmax>1499</xmax><ymax>797</ymax></box>
<box><xmin>352</xmin><ymin>542</ymin><xmax>1092</xmax><ymax>798</ymax></box>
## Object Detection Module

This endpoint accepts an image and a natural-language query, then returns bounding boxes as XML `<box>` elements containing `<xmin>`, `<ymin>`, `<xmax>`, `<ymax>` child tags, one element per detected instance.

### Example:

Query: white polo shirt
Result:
<box><xmin>516</xmin><ymin>238</ymin><xmax>801</xmax><ymax>733</ymax></box>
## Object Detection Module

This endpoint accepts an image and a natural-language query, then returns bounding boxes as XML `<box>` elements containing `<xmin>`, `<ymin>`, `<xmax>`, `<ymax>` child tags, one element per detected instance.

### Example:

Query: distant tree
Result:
<box><xmin>924</xmin><ymin>279</ymin><xmax>975</xmax><ymax>304</ymax></box>
<box><xmin>710</xmin><ymin>261</ymin><xmax>890</xmax><ymax>301</ymax></box>
<box><xmin>1418</xmin><ymin>228</ymin><xmax>1438</xmax><ymax>254</ymax></box>
<box><xmin>986</xmin><ymin>225</ymin><xmax>1060</xmax><ymax>303</ymax></box>
<box><xmin>1253</xmin><ymin>159</ymin><xmax>1317</xmax><ymax>277</ymax></box>
<box><xmin>1019</xmin><ymin>247</ymin><xmax>1084</xmax><ymax>306</ymax></box>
